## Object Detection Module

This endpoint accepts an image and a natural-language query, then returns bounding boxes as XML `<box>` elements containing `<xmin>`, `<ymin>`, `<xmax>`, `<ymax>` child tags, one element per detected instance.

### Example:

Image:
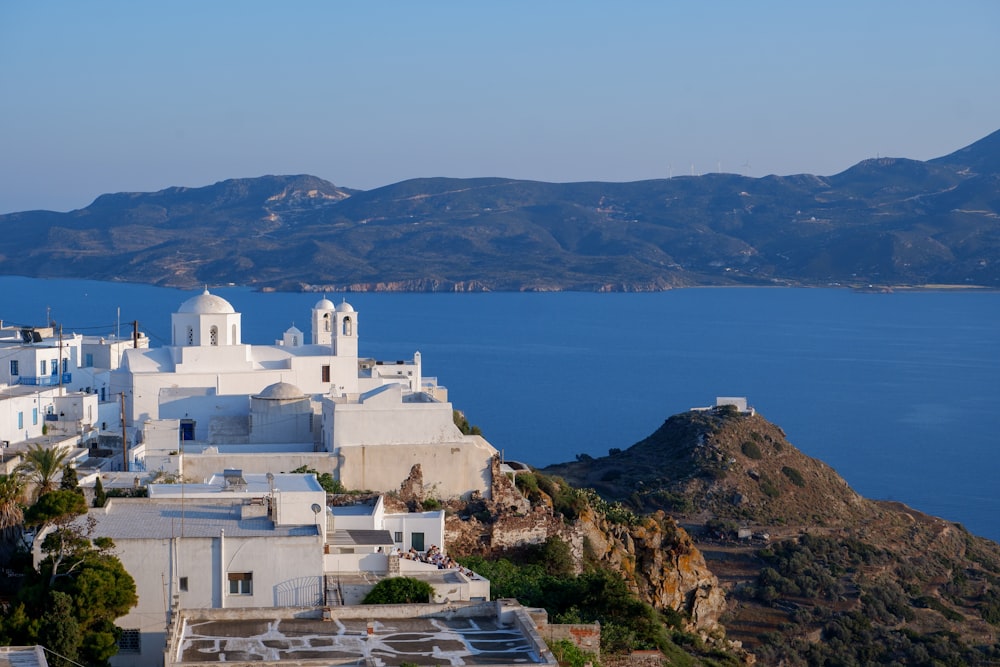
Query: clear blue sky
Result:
<box><xmin>1</xmin><ymin>1</ymin><xmax>998</xmax><ymax>213</ymax></box>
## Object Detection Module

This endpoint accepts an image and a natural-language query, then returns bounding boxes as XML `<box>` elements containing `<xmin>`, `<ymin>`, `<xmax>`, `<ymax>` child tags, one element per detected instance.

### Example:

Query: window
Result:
<box><xmin>321</xmin><ymin>365</ymin><xmax>330</xmax><ymax>383</ymax></box>
<box><xmin>62</xmin><ymin>358</ymin><xmax>68</xmax><ymax>373</ymax></box>
<box><xmin>323</xmin><ymin>313</ymin><xmax>331</xmax><ymax>332</ymax></box>
<box><xmin>50</xmin><ymin>359</ymin><xmax>57</xmax><ymax>375</ymax></box>
<box><xmin>228</xmin><ymin>572</ymin><xmax>253</xmax><ymax>595</ymax></box>
<box><xmin>32</xmin><ymin>408</ymin><xmax>37</xmax><ymax>426</ymax></box>
<box><xmin>394</xmin><ymin>531</ymin><xmax>403</xmax><ymax>543</ymax></box>
<box><xmin>291</xmin><ymin>335</ymin><xmax>298</xmax><ymax>346</ymax></box>
<box><xmin>117</xmin><ymin>628</ymin><xmax>141</xmax><ymax>654</ymax></box>
<box><xmin>17</xmin><ymin>412</ymin><xmax>23</xmax><ymax>430</ymax></box>
<box><xmin>40</xmin><ymin>360</ymin><xmax>46</xmax><ymax>375</ymax></box>
<box><xmin>186</xmin><ymin>326</ymin><xmax>194</xmax><ymax>345</ymax></box>
<box><xmin>84</xmin><ymin>353</ymin><xmax>93</xmax><ymax>368</ymax></box>
<box><xmin>9</xmin><ymin>360</ymin><xmax>18</xmax><ymax>376</ymax></box>
<box><xmin>179</xmin><ymin>577</ymin><xmax>188</xmax><ymax>592</ymax></box>
<box><xmin>342</xmin><ymin>317</ymin><xmax>353</xmax><ymax>336</ymax></box>
<box><xmin>210</xmin><ymin>326</ymin><xmax>219</xmax><ymax>346</ymax></box>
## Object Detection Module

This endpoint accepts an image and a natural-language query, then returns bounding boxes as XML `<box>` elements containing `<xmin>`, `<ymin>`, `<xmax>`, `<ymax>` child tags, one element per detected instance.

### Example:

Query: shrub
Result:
<box><xmin>547</xmin><ymin>639</ymin><xmax>599</xmax><ymax>667</ymax></box>
<box><xmin>362</xmin><ymin>577</ymin><xmax>434</xmax><ymax>604</ymax></box>
<box><xmin>781</xmin><ymin>466</ymin><xmax>805</xmax><ymax>487</ymax></box>
<box><xmin>760</xmin><ymin>477</ymin><xmax>781</xmax><ymax>498</ymax></box>
<box><xmin>291</xmin><ymin>465</ymin><xmax>345</xmax><ymax>494</ymax></box>
<box><xmin>741</xmin><ymin>441</ymin><xmax>763</xmax><ymax>459</ymax></box>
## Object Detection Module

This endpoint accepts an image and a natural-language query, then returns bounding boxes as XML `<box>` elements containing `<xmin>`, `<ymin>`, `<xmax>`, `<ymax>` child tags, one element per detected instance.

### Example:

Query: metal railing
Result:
<box><xmin>17</xmin><ymin>373</ymin><xmax>72</xmax><ymax>386</ymax></box>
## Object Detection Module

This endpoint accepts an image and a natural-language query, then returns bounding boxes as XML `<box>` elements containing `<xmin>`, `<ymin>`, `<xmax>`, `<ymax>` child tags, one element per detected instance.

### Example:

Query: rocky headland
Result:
<box><xmin>428</xmin><ymin>407</ymin><xmax>1000</xmax><ymax>664</ymax></box>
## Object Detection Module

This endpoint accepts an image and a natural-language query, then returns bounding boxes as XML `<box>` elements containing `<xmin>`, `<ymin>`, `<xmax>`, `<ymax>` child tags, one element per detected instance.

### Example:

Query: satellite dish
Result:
<box><xmin>311</xmin><ymin>503</ymin><xmax>322</xmax><ymax>515</ymax></box>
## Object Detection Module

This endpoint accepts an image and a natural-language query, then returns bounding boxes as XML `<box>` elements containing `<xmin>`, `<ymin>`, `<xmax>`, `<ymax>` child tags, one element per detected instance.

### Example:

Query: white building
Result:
<box><xmin>325</xmin><ymin>383</ymin><xmax>496</xmax><ymax>499</ymax></box>
<box><xmin>41</xmin><ymin>472</ymin><xmax>489</xmax><ymax>667</ymax></box>
<box><xmin>0</xmin><ymin>323</ymin><xmax>79</xmax><ymax>391</ymax></box>
<box><xmin>111</xmin><ymin>291</ymin><xmax>415</xmax><ymax>443</ymax></box>
<box><xmin>115</xmin><ymin>290</ymin><xmax>498</xmax><ymax>499</ymax></box>
<box><xmin>0</xmin><ymin>320</ymin><xmax>149</xmax><ymax>452</ymax></box>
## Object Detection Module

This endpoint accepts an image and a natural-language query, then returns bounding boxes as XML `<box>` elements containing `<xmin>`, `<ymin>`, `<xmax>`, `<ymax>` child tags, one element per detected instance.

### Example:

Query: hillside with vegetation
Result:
<box><xmin>1</xmin><ymin>130</ymin><xmax>999</xmax><ymax>291</ymax></box>
<box><xmin>539</xmin><ymin>406</ymin><xmax>1000</xmax><ymax>664</ymax></box>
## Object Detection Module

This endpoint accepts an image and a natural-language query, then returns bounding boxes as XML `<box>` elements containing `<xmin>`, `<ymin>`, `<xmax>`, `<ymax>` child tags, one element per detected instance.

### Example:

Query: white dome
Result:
<box><xmin>256</xmin><ymin>382</ymin><xmax>305</xmax><ymax>400</ymax></box>
<box><xmin>336</xmin><ymin>300</ymin><xmax>355</xmax><ymax>313</ymax></box>
<box><xmin>178</xmin><ymin>289</ymin><xmax>236</xmax><ymax>314</ymax></box>
<box><xmin>285</xmin><ymin>325</ymin><xmax>303</xmax><ymax>335</ymax></box>
<box><xmin>314</xmin><ymin>298</ymin><xmax>335</xmax><ymax>310</ymax></box>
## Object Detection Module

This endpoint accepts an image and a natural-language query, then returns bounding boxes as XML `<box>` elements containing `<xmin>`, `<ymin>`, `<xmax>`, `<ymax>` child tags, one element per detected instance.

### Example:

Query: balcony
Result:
<box><xmin>17</xmin><ymin>373</ymin><xmax>72</xmax><ymax>387</ymax></box>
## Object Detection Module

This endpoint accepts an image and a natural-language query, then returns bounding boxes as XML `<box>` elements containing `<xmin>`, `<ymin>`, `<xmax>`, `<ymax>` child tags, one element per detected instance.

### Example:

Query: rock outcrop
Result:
<box><xmin>444</xmin><ymin>456</ymin><xmax>726</xmax><ymax>632</ymax></box>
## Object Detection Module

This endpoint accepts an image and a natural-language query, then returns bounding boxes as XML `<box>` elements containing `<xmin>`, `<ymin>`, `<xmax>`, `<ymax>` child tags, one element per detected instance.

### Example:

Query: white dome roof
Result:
<box><xmin>285</xmin><ymin>325</ymin><xmax>303</xmax><ymax>334</ymax></box>
<box><xmin>336</xmin><ymin>300</ymin><xmax>355</xmax><ymax>313</ymax></box>
<box><xmin>314</xmin><ymin>297</ymin><xmax>335</xmax><ymax>310</ymax></box>
<box><xmin>178</xmin><ymin>289</ymin><xmax>236</xmax><ymax>314</ymax></box>
<box><xmin>256</xmin><ymin>382</ymin><xmax>305</xmax><ymax>400</ymax></box>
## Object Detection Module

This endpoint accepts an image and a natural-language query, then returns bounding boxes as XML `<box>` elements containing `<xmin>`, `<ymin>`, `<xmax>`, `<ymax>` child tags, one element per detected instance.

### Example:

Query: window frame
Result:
<box><xmin>117</xmin><ymin>628</ymin><xmax>141</xmax><ymax>654</ymax></box>
<box><xmin>227</xmin><ymin>571</ymin><xmax>253</xmax><ymax>596</ymax></box>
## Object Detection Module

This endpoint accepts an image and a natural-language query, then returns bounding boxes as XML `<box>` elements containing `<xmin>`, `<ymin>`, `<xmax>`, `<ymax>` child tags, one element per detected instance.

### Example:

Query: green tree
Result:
<box><xmin>453</xmin><ymin>410</ymin><xmax>482</xmax><ymax>436</ymax></box>
<box><xmin>362</xmin><ymin>577</ymin><xmax>434</xmax><ymax>604</ymax></box>
<box><xmin>93</xmin><ymin>476</ymin><xmax>107</xmax><ymax>508</ymax></box>
<box><xmin>0</xmin><ymin>474</ymin><xmax>26</xmax><ymax>560</ymax></box>
<box><xmin>59</xmin><ymin>463</ymin><xmax>80</xmax><ymax>493</ymax></box>
<box><xmin>17</xmin><ymin>444</ymin><xmax>70</xmax><ymax>499</ymax></box>
<box><xmin>38</xmin><ymin>591</ymin><xmax>81</xmax><ymax>667</ymax></box>
<box><xmin>538</xmin><ymin>536</ymin><xmax>575</xmax><ymax>577</ymax></box>
<box><xmin>19</xmin><ymin>491</ymin><xmax>137</xmax><ymax>665</ymax></box>
<box><xmin>24</xmin><ymin>490</ymin><xmax>89</xmax><ymax>586</ymax></box>
<box><xmin>65</xmin><ymin>552</ymin><xmax>137</xmax><ymax>664</ymax></box>
<box><xmin>0</xmin><ymin>602</ymin><xmax>39</xmax><ymax>646</ymax></box>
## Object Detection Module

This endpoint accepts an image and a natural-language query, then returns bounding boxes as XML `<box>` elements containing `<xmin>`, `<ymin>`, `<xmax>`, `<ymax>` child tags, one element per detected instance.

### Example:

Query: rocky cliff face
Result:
<box><xmin>442</xmin><ymin>457</ymin><xmax>727</xmax><ymax>632</ymax></box>
<box><xmin>571</xmin><ymin>506</ymin><xmax>727</xmax><ymax>630</ymax></box>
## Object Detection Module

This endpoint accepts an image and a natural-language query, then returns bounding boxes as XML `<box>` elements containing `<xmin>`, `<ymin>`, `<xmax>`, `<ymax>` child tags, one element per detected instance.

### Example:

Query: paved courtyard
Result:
<box><xmin>179</xmin><ymin>615</ymin><xmax>544</xmax><ymax>665</ymax></box>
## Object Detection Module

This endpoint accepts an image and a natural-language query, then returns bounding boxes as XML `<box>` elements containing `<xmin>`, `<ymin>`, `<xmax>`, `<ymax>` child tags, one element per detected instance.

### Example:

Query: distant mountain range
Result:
<box><xmin>3</xmin><ymin>130</ymin><xmax>999</xmax><ymax>291</ymax></box>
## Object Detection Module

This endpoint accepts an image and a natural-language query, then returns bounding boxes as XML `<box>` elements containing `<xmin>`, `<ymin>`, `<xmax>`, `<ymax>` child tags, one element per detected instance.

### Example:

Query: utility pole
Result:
<box><xmin>120</xmin><ymin>392</ymin><xmax>129</xmax><ymax>472</ymax></box>
<box><xmin>132</xmin><ymin>320</ymin><xmax>139</xmax><ymax>348</ymax></box>
<box><xmin>58</xmin><ymin>324</ymin><xmax>64</xmax><ymax>396</ymax></box>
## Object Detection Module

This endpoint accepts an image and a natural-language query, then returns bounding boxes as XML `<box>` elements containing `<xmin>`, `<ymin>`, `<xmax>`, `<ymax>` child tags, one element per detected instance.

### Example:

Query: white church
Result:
<box><xmin>110</xmin><ymin>290</ymin><xmax>498</xmax><ymax>499</ymax></box>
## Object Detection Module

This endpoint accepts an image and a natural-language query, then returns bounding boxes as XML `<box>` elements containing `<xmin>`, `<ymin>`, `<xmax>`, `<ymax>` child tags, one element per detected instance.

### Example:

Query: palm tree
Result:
<box><xmin>0</xmin><ymin>474</ymin><xmax>25</xmax><ymax>530</ymax></box>
<box><xmin>0</xmin><ymin>474</ymin><xmax>26</xmax><ymax>561</ymax></box>
<box><xmin>16</xmin><ymin>443</ymin><xmax>70</xmax><ymax>499</ymax></box>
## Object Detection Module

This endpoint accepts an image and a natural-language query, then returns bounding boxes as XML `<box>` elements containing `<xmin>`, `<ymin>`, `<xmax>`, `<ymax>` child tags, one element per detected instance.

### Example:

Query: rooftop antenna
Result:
<box><xmin>667</xmin><ymin>163</ymin><xmax>673</xmax><ymax>179</ymax></box>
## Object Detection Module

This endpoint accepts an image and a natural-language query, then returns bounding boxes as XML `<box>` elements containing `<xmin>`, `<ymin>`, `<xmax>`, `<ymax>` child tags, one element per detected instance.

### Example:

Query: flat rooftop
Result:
<box><xmin>84</xmin><ymin>499</ymin><xmax>318</xmax><ymax>539</ymax></box>
<box><xmin>0</xmin><ymin>646</ymin><xmax>48</xmax><ymax>667</ymax></box>
<box><xmin>167</xmin><ymin>603</ymin><xmax>551</xmax><ymax>667</ymax></box>
<box><xmin>176</xmin><ymin>613</ymin><xmax>546</xmax><ymax>666</ymax></box>
<box><xmin>149</xmin><ymin>472</ymin><xmax>323</xmax><ymax>497</ymax></box>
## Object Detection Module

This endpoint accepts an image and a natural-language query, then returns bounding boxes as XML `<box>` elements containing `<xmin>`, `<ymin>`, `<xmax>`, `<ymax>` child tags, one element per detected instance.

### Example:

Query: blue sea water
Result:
<box><xmin>1</xmin><ymin>277</ymin><xmax>997</xmax><ymax>542</ymax></box>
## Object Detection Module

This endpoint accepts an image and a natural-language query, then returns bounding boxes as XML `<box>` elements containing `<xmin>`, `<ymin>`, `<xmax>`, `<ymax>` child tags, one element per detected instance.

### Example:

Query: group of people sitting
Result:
<box><xmin>394</xmin><ymin>544</ymin><xmax>461</xmax><ymax>570</ymax></box>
